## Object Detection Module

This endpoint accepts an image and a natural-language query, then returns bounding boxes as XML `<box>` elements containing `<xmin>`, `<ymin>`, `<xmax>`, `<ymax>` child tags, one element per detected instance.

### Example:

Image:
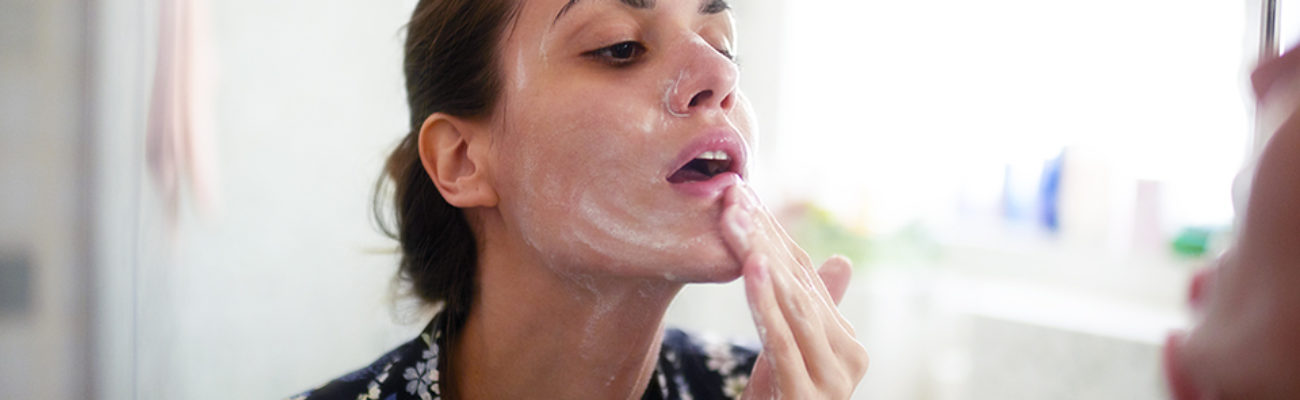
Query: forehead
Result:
<box><xmin>551</xmin><ymin>0</ymin><xmax>728</xmax><ymax>21</ymax></box>
<box><xmin>512</xmin><ymin>0</ymin><xmax>727</xmax><ymax>28</ymax></box>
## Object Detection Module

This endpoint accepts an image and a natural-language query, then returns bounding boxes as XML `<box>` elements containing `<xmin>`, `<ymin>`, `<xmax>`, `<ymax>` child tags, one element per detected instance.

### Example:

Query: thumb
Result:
<box><xmin>818</xmin><ymin>255</ymin><xmax>853</xmax><ymax>305</ymax></box>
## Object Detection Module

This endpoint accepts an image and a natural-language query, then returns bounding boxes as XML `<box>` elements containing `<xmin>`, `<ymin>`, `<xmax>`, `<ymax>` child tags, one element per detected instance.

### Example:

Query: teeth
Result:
<box><xmin>697</xmin><ymin>150</ymin><xmax>730</xmax><ymax>161</ymax></box>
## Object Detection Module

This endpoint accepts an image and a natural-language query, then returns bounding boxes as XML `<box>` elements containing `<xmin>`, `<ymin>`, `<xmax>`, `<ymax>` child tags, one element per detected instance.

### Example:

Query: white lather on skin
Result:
<box><xmin>507</xmin><ymin>66</ymin><xmax>733</xmax><ymax>277</ymax></box>
<box><xmin>574</xmin><ymin>190</ymin><xmax>711</xmax><ymax>262</ymax></box>
<box><xmin>515</xmin><ymin>51</ymin><xmax>530</xmax><ymax>91</ymax></box>
<box><xmin>664</xmin><ymin>69</ymin><xmax>691</xmax><ymax>118</ymax></box>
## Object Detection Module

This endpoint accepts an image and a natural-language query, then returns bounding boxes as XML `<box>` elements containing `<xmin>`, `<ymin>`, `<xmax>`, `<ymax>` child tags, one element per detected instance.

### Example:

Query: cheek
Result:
<box><xmin>514</xmin><ymin>132</ymin><xmax>684</xmax><ymax>253</ymax></box>
<box><xmin>732</xmin><ymin>92</ymin><xmax>759</xmax><ymax>146</ymax></box>
<box><xmin>493</xmin><ymin>99</ymin><xmax>727</xmax><ymax>272</ymax></box>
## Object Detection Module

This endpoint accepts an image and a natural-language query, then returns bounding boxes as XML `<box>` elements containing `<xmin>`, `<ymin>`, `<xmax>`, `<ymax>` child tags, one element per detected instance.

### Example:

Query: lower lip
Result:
<box><xmin>669</xmin><ymin>171</ymin><xmax>742</xmax><ymax>199</ymax></box>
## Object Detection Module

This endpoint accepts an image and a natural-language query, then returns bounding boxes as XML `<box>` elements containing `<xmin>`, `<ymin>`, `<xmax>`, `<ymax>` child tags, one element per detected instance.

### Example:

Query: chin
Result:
<box><xmin>653</xmin><ymin>237</ymin><xmax>744</xmax><ymax>283</ymax></box>
<box><xmin>557</xmin><ymin>222</ymin><xmax>743</xmax><ymax>282</ymax></box>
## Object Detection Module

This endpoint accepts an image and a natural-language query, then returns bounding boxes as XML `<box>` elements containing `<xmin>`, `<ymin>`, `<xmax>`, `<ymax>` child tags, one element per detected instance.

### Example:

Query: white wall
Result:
<box><xmin>96</xmin><ymin>1</ymin><xmax>425</xmax><ymax>398</ymax></box>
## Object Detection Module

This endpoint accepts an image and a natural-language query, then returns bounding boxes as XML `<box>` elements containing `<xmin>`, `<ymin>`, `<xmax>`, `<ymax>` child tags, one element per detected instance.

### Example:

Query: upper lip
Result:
<box><xmin>666</xmin><ymin>128</ymin><xmax>749</xmax><ymax>181</ymax></box>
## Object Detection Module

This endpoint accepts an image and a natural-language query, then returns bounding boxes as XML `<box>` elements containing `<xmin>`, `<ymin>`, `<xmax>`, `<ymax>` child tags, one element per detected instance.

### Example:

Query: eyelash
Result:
<box><xmin>586</xmin><ymin>41</ymin><xmax>647</xmax><ymax>66</ymax></box>
<box><xmin>584</xmin><ymin>41</ymin><xmax>736</xmax><ymax>67</ymax></box>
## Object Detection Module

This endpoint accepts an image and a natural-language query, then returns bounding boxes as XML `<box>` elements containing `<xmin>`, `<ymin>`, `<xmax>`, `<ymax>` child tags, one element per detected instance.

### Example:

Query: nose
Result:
<box><xmin>665</xmin><ymin>39</ymin><xmax>739</xmax><ymax>116</ymax></box>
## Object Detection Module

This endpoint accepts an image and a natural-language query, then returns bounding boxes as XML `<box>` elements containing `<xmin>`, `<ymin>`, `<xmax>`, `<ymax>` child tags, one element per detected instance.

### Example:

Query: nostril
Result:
<box><xmin>720</xmin><ymin>92</ymin><xmax>734</xmax><ymax>110</ymax></box>
<box><xmin>688</xmin><ymin>90</ymin><xmax>713</xmax><ymax>108</ymax></box>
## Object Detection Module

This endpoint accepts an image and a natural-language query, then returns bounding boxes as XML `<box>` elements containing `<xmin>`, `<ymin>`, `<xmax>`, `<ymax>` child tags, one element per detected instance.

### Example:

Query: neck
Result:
<box><xmin>451</xmin><ymin>216</ymin><xmax>683</xmax><ymax>399</ymax></box>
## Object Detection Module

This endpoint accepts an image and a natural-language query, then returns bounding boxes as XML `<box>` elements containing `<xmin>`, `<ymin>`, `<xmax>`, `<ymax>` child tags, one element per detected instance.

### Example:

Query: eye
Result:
<box><xmin>587</xmin><ymin>41</ymin><xmax>647</xmax><ymax>66</ymax></box>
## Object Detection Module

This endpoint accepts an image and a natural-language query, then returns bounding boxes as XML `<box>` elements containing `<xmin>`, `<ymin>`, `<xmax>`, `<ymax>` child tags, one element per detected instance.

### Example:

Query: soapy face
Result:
<box><xmin>485</xmin><ymin>0</ymin><xmax>756</xmax><ymax>281</ymax></box>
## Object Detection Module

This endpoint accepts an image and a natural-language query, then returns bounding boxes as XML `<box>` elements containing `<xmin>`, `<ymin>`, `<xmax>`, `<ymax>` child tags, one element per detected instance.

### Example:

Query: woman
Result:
<box><xmin>293</xmin><ymin>0</ymin><xmax>867</xmax><ymax>398</ymax></box>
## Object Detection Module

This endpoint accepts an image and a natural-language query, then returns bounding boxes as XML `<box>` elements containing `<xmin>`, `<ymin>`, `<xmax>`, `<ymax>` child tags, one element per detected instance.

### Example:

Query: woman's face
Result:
<box><xmin>486</xmin><ymin>0</ymin><xmax>754</xmax><ymax>281</ymax></box>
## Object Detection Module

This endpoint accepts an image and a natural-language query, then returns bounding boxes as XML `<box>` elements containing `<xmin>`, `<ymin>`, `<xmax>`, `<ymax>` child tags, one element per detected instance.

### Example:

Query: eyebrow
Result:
<box><xmin>553</xmin><ymin>0</ymin><xmax>730</xmax><ymax>25</ymax></box>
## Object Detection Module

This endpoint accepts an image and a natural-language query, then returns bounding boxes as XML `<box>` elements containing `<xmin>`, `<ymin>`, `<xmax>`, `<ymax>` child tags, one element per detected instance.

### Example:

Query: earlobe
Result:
<box><xmin>417</xmin><ymin>113</ymin><xmax>499</xmax><ymax>208</ymax></box>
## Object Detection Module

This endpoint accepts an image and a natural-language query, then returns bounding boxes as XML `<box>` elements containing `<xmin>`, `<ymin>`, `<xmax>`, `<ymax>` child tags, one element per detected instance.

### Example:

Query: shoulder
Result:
<box><xmin>656</xmin><ymin>328</ymin><xmax>759</xmax><ymax>399</ymax></box>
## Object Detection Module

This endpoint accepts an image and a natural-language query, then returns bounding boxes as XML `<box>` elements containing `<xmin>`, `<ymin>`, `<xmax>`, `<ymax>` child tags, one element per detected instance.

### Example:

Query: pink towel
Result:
<box><xmin>146</xmin><ymin>0</ymin><xmax>219</xmax><ymax>227</ymax></box>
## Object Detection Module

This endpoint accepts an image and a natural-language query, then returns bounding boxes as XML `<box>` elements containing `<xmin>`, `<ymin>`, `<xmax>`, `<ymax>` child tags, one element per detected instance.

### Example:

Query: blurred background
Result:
<box><xmin>2</xmin><ymin>0</ymin><xmax>1298</xmax><ymax>398</ymax></box>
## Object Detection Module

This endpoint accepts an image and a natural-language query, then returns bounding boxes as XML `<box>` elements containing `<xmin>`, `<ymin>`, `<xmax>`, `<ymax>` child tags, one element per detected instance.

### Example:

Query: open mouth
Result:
<box><xmin>667</xmin><ymin>150</ymin><xmax>736</xmax><ymax>183</ymax></box>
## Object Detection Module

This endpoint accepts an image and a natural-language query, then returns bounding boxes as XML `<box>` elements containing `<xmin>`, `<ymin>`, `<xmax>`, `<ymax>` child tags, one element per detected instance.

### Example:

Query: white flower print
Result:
<box><xmin>674</xmin><ymin>374</ymin><xmax>694</xmax><ymax>400</ymax></box>
<box><xmin>357</xmin><ymin>362</ymin><xmax>393</xmax><ymax>400</ymax></box>
<box><xmin>703</xmin><ymin>339</ymin><xmax>738</xmax><ymax>375</ymax></box>
<box><xmin>358</xmin><ymin>383</ymin><xmax>380</xmax><ymax>400</ymax></box>
<box><xmin>429</xmin><ymin>370</ymin><xmax>441</xmax><ymax>398</ymax></box>
<box><xmin>656</xmin><ymin>368</ymin><xmax>670</xmax><ymax>399</ymax></box>
<box><xmin>722</xmin><ymin>374</ymin><xmax>749</xmax><ymax>399</ymax></box>
<box><xmin>404</xmin><ymin>340</ymin><xmax>441</xmax><ymax>400</ymax></box>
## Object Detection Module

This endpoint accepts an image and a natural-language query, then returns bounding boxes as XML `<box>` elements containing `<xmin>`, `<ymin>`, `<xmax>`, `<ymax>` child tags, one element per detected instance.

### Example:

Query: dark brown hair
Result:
<box><xmin>376</xmin><ymin>0</ymin><xmax>517</xmax><ymax>331</ymax></box>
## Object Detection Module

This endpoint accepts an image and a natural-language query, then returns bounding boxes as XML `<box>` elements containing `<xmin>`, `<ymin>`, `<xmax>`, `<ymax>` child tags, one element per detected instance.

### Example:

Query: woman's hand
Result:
<box><xmin>1161</xmin><ymin>43</ymin><xmax>1300</xmax><ymax>400</ymax></box>
<box><xmin>718</xmin><ymin>182</ymin><xmax>869</xmax><ymax>399</ymax></box>
<box><xmin>1253</xmin><ymin>43</ymin><xmax>1300</xmax><ymax>143</ymax></box>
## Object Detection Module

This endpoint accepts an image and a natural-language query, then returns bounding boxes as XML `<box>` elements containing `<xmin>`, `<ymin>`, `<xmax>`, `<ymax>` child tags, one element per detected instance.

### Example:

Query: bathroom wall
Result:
<box><xmin>0</xmin><ymin>0</ymin><xmax>93</xmax><ymax>398</ymax></box>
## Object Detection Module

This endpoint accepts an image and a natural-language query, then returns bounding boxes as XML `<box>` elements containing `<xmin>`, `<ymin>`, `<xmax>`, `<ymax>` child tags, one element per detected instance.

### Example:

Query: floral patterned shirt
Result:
<box><xmin>290</xmin><ymin>312</ymin><xmax>758</xmax><ymax>400</ymax></box>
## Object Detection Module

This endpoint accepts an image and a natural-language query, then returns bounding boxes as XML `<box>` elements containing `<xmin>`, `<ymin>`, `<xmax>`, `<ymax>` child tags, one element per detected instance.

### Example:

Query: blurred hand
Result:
<box><xmin>1253</xmin><ymin>43</ymin><xmax>1300</xmax><ymax>137</ymax></box>
<box><xmin>1164</xmin><ymin>43</ymin><xmax>1300</xmax><ymax>400</ymax></box>
<box><xmin>718</xmin><ymin>182</ymin><xmax>868</xmax><ymax>399</ymax></box>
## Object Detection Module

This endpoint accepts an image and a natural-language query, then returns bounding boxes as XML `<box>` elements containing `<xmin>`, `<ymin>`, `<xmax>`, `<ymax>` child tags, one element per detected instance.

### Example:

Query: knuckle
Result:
<box><xmin>787</xmin><ymin>293</ymin><xmax>809</xmax><ymax>316</ymax></box>
<box><xmin>765</xmin><ymin>328</ymin><xmax>794</xmax><ymax>352</ymax></box>
<box><xmin>850</xmin><ymin>342</ymin><xmax>870</xmax><ymax>376</ymax></box>
<box><xmin>840</xmin><ymin>319</ymin><xmax>858</xmax><ymax>337</ymax></box>
<box><xmin>814</xmin><ymin>372</ymin><xmax>854</xmax><ymax>400</ymax></box>
<box><xmin>793</xmin><ymin>248</ymin><xmax>813</xmax><ymax>268</ymax></box>
<box><xmin>789</xmin><ymin>381</ymin><xmax>813</xmax><ymax>398</ymax></box>
<box><xmin>830</xmin><ymin>379</ymin><xmax>855</xmax><ymax>399</ymax></box>
<box><xmin>763</xmin><ymin>303</ymin><xmax>785</xmax><ymax>323</ymax></box>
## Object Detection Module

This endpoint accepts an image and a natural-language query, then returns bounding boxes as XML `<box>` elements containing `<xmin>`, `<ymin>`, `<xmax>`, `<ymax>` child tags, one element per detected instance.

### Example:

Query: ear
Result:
<box><xmin>417</xmin><ymin>113</ymin><xmax>499</xmax><ymax>208</ymax></box>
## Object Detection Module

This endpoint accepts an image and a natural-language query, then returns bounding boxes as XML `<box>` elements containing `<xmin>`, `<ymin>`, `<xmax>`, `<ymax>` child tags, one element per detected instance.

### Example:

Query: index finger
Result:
<box><xmin>722</xmin><ymin>183</ymin><xmax>833</xmax><ymax>301</ymax></box>
<box><xmin>1253</xmin><ymin>42</ymin><xmax>1300</xmax><ymax>100</ymax></box>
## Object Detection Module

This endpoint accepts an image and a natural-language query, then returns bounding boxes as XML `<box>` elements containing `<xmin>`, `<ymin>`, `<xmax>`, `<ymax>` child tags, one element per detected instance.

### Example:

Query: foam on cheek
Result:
<box><xmin>633</xmin><ymin>103</ymin><xmax>666</xmax><ymax>136</ymax></box>
<box><xmin>572</xmin><ymin>191</ymin><xmax>708</xmax><ymax>262</ymax></box>
<box><xmin>513</xmin><ymin>112</ymin><xmax>707</xmax><ymax>270</ymax></box>
<box><xmin>510</xmin><ymin>159</ymin><xmax>642</xmax><ymax>352</ymax></box>
<box><xmin>512</xmin><ymin>145</ymin><xmax>566</xmax><ymax>264</ymax></box>
<box><xmin>635</xmin><ymin>106</ymin><xmax>654</xmax><ymax>135</ymax></box>
<box><xmin>505</xmin><ymin>89</ymin><xmax>720</xmax><ymax>345</ymax></box>
<box><xmin>538</xmin><ymin>25</ymin><xmax>557</xmax><ymax>67</ymax></box>
<box><xmin>570</xmin><ymin>138</ymin><xmax>706</xmax><ymax>262</ymax></box>
<box><xmin>514</xmin><ymin>51</ymin><xmax>529</xmax><ymax>91</ymax></box>
<box><xmin>521</xmin><ymin>149</ymin><xmax>709</xmax><ymax>278</ymax></box>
